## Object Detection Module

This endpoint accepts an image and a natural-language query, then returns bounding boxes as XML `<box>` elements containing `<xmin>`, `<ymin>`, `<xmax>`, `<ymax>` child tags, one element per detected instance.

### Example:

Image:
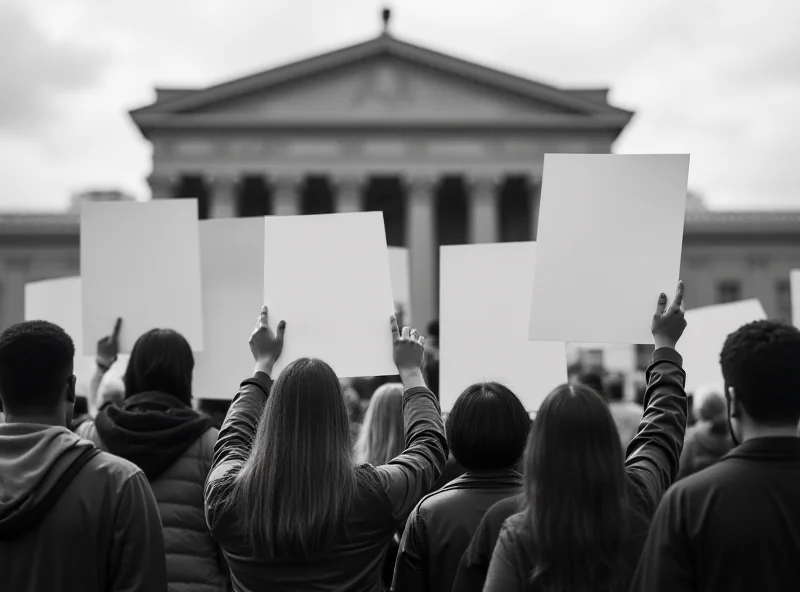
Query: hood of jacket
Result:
<box><xmin>94</xmin><ymin>391</ymin><xmax>213</xmax><ymax>482</ymax></box>
<box><xmin>0</xmin><ymin>423</ymin><xmax>99</xmax><ymax>539</ymax></box>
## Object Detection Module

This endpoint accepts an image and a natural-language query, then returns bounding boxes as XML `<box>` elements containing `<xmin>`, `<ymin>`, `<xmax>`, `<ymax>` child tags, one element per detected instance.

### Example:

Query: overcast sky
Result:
<box><xmin>1</xmin><ymin>0</ymin><xmax>798</xmax><ymax>212</ymax></box>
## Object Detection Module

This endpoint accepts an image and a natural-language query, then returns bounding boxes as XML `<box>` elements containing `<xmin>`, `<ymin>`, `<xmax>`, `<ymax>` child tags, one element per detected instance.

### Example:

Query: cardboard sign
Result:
<box><xmin>440</xmin><ymin>242</ymin><xmax>568</xmax><ymax>411</ymax></box>
<box><xmin>80</xmin><ymin>199</ymin><xmax>204</xmax><ymax>354</ymax></box>
<box><xmin>263</xmin><ymin>212</ymin><xmax>396</xmax><ymax>378</ymax></box>
<box><xmin>528</xmin><ymin>154</ymin><xmax>690</xmax><ymax>344</ymax></box>
<box><xmin>388</xmin><ymin>247</ymin><xmax>412</xmax><ymax>326</ymax></box>
<box><xmin>681</xmin><ymin>299</ymin><xmax>767</xmax><ymax>393</ymax></box>
<box><xmin>193</xmin><ymin>218</ymin><xmax>265</xmax><ymax>400</ymax></box>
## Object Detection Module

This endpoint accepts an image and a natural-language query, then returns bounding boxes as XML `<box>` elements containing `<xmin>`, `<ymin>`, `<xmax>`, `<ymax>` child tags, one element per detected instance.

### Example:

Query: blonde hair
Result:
<box><xmin>355</xmin><ymin>383</ymin><xmax>404</xmax><ymax>466</ymax></box>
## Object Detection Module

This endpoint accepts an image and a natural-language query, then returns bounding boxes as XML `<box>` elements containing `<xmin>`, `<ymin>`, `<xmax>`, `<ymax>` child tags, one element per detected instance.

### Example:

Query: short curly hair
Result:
<box><xmin>0</xmin><ymin>320</ymin><xmax>75</xmax><ymax>412</ymax></box>
<box><xmin>720</xmin><ymin>320</ymin><xmax>800</xmax><ymax>425</ymax></box>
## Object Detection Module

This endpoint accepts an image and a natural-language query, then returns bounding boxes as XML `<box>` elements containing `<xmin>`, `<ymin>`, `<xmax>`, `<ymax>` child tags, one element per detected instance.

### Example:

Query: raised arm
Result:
<box><xmin>625</xmin><ymin>281</ymin><xmax>689</xmax><ymax>517</ymax></box>
<box><xmin>375</xmin><ymin>317</ymin><xmax>448</xmax><ymax>522</ymax></box>
<box><xmin>204</xmin><ymin>306</ymin><xmax>284</xmax><ymax>529</ymax></box>
<box><xmin>89</xmin><ymin>317</ymin><xmax>122</xmax><ymax>413</ymax></box>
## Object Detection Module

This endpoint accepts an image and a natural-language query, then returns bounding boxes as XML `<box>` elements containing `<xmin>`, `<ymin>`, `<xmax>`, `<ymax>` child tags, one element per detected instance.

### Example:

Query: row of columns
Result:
<box><xmin>148</xmin><ymin>172</ymin><xmax>540</xmax><ymax>330</ymax></box>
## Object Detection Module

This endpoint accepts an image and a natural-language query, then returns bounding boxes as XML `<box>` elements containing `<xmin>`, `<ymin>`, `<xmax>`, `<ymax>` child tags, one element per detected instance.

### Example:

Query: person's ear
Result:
<box><xmin>66</xmin><ymin>375</ymin><xmax>77</xmax><ymax>404</ymax></box>
<box><xmin>727</xmin><ymin>386</ymin><xmax>739</xmax><ymax>418</ymax></box>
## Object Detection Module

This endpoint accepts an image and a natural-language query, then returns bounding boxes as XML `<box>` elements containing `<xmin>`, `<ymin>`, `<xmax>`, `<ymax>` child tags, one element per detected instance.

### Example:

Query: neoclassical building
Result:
<box><xmin>1</xmin><ymin>27</ymin><xmax>798</xmax><ymax>366</ymax></box>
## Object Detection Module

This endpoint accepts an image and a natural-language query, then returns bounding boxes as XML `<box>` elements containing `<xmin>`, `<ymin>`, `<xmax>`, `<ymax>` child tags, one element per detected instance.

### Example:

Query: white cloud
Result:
<box><xmin>0</xmin><ymin>0</ymin><xmax>798</xmax><ymax>211</ymax></box>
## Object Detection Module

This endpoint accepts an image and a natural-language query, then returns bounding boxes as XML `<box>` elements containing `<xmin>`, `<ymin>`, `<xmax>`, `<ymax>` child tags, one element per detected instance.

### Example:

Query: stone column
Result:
<box><xmin>530</xmin><ymin>176</ymin><xmax>542</xmax><ymax>240</ymax></box>
<box><xmin>333</xmin><ymin>174</ymin><xmax>365</xmax><ymax>213</ymax></box>
<box><xmin>0</xmin><ymin>261</ymin><xmax>27</xmax><ymax>330</ymax></box>
<box><xmin>207</xmin><ymin>175</ymin><xmax>239</xmax><ymax>219</ymax></box>
<box><xmin>405</xmin><ymin>175</ymin><xmax>438</xmax><ymax>334</ymax></box>
<box><xmin>467</xmin><ymin>175</ymin><xmax>500</xmax><ymax>244</ymax></box>
<box><xmin>147</xmin><ymin>173</ymin><xmax>176</xmax><ymax>200</ymax></box>
<box><xmin>272</xmin><ymin>175</ymin><xmax>301</xmax><ymax>216</ymax></box>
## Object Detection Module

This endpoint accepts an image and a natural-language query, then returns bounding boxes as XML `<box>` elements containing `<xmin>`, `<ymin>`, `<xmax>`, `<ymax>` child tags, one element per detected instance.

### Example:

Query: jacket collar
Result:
<box><xmin>439</xmin><ymin>468</ymin><xmax>523</xmax><ymax>493</ymax></box>
<box><xmin>722</xmin><ymin>436</ymin><xmax>800</xmax><ymax>462</ymax></box>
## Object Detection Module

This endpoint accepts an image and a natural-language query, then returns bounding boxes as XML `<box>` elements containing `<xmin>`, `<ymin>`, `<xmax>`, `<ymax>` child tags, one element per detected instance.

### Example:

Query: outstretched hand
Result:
<box><xmin>97</xmin><ymin>317</ymin><xmax>122</xmax><ymax>369</ymax></box>
<box><xmin>652</xmin><ymin>280</ymin><xmax>687</xmax><ymax>350</ymax></box>
<box><xmin>250</xmin><ymin>306</ymin><xmax>286</xmax><ymax>374</ymax></box>
<box><xmin>391</xmin><ymin>315</ymin><xmax>426</xmax><ymax>372</ymax></box>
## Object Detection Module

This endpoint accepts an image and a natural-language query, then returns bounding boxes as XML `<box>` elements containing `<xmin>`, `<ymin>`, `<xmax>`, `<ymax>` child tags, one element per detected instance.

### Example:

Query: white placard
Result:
<box><xmin>24</xmin><ymin>277</ymin><xmax>128</xmax><ymax>396</ymax></box>
<box><xmin>529</xmin><ymin>154</ymin><xmax>690</xmax><ymax>345</ymax></box>
<box><xmin>388</xmin><ymin>247</ymin><xmax>412</xmax><ymax>325</ymax></box>
<box><xmin>263</xmin><ymin>212</ymin><xmax>396</xmax><ymax>378</ymax></box>
<box><xmin>81</xmin><ymin>199</ymin><xmax>204</xmax><ymax>354</ymax></box>
<box><xmin>193</xmin><ymin>219</ymin><xmax>265</xmax><ymax>400</ymax></box>
<box><xmin>681</xmin><ymin>299</ymin><xmax>767</xmax><ymax>393</ymax></box>
<box><xmin>791</xmin><ymin>270</ymin><xmax>800</xmax><ymax>328</ymax></box>
<box><xmin>440</xmin><ymin>243</ymin><xmax>568</xmax><ymax>411</ymax></box>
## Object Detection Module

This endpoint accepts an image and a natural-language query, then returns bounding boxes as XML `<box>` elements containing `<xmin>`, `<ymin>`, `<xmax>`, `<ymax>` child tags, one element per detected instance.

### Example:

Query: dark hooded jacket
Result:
<box><xmin>0</xmin><ymin>422</ymin><xmax>167</xmax><ymax>592</ymax></box>
<box><xmin>77</xmin><ymin>392</ymin><xmax>229</xmax><ymax>592</ymax></box>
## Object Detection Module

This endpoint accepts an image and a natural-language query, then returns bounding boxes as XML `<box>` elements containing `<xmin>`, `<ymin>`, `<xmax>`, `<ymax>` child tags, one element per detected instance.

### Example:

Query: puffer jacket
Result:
<box><xmin>78</xmin><ymin>396</ymin><xmax>230</xmax><ymax>592</ymax></box>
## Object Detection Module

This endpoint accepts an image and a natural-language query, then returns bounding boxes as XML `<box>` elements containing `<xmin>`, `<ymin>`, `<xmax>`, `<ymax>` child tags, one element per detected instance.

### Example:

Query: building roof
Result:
<box><xmin>129</xmin><ymin>32</ymin><xmax>633</xmax><ymax>136</ymax></box>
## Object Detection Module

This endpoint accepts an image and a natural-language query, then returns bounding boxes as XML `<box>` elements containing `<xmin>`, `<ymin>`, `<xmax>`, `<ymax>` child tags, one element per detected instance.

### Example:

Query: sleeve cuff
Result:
<box><xmin>652</xmin><ymin>347</ymin><xmax>683</xmax><ymax>367</ymax></box>
<box><xmin>239</xmin><ymin>372</ymin><xmax>273</xmax><ymax>397</ymax></box>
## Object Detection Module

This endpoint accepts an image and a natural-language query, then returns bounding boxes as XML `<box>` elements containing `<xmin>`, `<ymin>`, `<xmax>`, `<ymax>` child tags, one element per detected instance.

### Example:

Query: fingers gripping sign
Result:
<box><xmin>651</xmin><ymin>280</ymin><xmax>688</xmax><ymax>350</ymax></box>
<box><xmin>392</xmin><ymin>315</ymin><xmax>426</xmax><ymax>372</ymax></box>
<box><xmin>249</xmin><ymin>306</ymin><xmax>286</xmax><ymax>365</ymax></box>
<box><xmin>97</xmin><ymin>317</ymin><xmax>122</xmax><ymax>369</ymax></box>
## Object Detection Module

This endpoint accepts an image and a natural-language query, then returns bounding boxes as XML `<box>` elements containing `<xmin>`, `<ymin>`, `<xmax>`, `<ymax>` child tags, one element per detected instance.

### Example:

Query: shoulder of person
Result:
<box><xmin>87</xmin><ymin>449</ymin><xmax>148</xmax><ymax>485</ymax></box>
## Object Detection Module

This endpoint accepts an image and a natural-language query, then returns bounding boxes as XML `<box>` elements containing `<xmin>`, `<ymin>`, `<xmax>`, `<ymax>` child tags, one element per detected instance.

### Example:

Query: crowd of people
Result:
<box><xmin>1</xmin><ymin>279</ymin><xmax>800</xmax><ymax>591</ymax></box>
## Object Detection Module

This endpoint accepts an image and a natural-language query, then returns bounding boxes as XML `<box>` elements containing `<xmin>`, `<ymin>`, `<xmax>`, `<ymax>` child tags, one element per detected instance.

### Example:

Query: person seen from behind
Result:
<box><xmin>204</xmin><ymin>308</ymin><xmax>447</xmax><ymax>591</ymax></box>
<box><xmin>392</xmin><ymin>381</ymin><xmax>530</xmax><ymax>592</ymax></box>
<box><xmin>676</xmin><ymin>391</ymin><xmax>733</xmax><ymax>479</ymax></box>
<box><xmin>354</xmin><ymin>382</ymin><xmax>406</xmax><ymax>588</ymax></box>
<box><xmin>469</xmin><ymin>281</ymin><xmax>688</xmax><ymax>592</ymax></box>
<box><xmin>0</xmin><ymin>320</ymin><xmax>166</xmax><ymax>592</ymax></box>
<box><xmin>77</xmin><ymin>319</ymin><xmax>229</xmax><ymax>592</ymax></box>
<box><xmin>631</xmin><ymin>320</ymin><xmax>800</xmax><ymax>592</ymax></box>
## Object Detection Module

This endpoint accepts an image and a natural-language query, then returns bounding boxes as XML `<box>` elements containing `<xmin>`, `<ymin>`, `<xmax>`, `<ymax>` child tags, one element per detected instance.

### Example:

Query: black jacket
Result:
<box><xmin>631</xmin><ymin>435</ymin><xmax>800</xmax><ymax>592</ymax></box>
<box><xmin>392</xmin><ymin>469</ymin><xmax>523</xmax><ymax>592</ymax></box>
<box><xmin>204</xmin><ymin>372</ymin><xmax>447</xmax><ymax>592</ymax></box>
<box><xmin>461</xmin><ymin>347</ymin><xmax>688</xmax><ymax>592</ymax></box>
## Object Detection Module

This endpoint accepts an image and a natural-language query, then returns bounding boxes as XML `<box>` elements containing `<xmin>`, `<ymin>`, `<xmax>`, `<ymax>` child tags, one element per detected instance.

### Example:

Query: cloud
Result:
<box><xmin>0</xmin><ymin>5</ymin><xmax>109</xmax><ymax>135</ymax></box>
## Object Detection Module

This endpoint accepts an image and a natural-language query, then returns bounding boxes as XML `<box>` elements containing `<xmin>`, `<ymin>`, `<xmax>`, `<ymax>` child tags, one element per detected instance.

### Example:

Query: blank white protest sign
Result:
<box><xmin>440</xmin><ymin>243</ymin><xmax>568</xmax><ymax>412</ymax></box>
<box><xmin>263</xmin><ymin>212</ymin><xmax>396</xmax><ymax>378</ymax></box>
<box><xmin>388</xmin><ymin>247</ymin><xmax>412</xmax><ymax>325</ymax></box>
<box><xmin>193</xmin><ymin>219</ymin><xmax>265</xmax><ymax>400</ymax></box>
<box><xmin>24</xmin><ymin>277</ymin><xmax>128</xmax><ymax>395</ymax></box>
<box><xmin>792</xmin><ymin>270</ymin><xmax>800</xmax><ymax>328</ymax></box>
<box><xmin>81</xmin><ymin>200</ymin><xmax>204</xmax><ymax>354</ymax></box>
<box><xmin>528</xmin><ymin>154</ymin><xmax>690</xmax><ymax>345</ymax></box>
<box><xmin>681</xmin><ymin>299</ymin><xmax>767</xmax><ymax>393</ymax></box>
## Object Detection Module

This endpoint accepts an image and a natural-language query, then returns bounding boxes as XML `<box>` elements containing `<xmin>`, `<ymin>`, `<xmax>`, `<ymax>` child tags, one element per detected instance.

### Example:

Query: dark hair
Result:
<box><xmin>524</xmin><ymin>383</ymin><xmax>628</xmax><ymax>591</ymax></box>
<box><xmin>720</xmin><ymin>320</ymin><xmax>800</xmax><ymax>425</ymax></box>
<box><xmin>0</xmin><ymin>321</ymin><xmax>75</xmax><ymax>412</ymax></box>
<box><xmin>123</xmin><ymin>329</ymin><xmax>194</xmax><ymax>404</ymax></box>
<box><xmin>231</xmin><ymin>358</ymin><xmax>356</xmax><ymax>558</ymax></box>
<box><xmin>446</xmin><ymin>382</ymin><xmax>530</xmax><ymax>471</ymax></box>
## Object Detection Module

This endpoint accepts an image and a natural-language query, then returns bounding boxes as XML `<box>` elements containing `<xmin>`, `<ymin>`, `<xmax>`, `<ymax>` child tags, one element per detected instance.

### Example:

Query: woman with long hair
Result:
<box><xmin>77</xmin><ymin>326</ymin><xmax>229</xmax><ymax>592</ymax></box>
<box><xmin>479</xmin><ymin>282</ymin><xmax>689</xmax><ymax>592</ymax></box>
<box><xmin>355</xmin><ymin>382</ymin><xmax>405</xmax><ymax>466</ymax></box>
<box><xmin>204</xmin><ymin>307</ymin><xmax>447</xmax><ymax>591</ymax></box>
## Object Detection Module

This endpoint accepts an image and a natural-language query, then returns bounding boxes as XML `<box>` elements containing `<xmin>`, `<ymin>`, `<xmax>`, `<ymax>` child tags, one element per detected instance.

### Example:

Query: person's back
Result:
<box><xmin>78</xmin><ymin>325</ymin><xmax>229</xmax><ymax>592</ymax></box>
<box><xmin>633</xmin><ymin>320</ymin><xmax>800</xmax><ymax>592</ymax></box>
<box><xmin>0</xmin><ymin>321</ymin><xmax>166</xmax><ymax>592</ymax></box>
<box><xmin>205</xmin><ymin>310</ymin><xmax>447</xmax><ymax>591</ymax></box>
<box><xmin>392</xmin><ymin>382</ymin><xmax>530</xmax><ymax>592</ymax></box>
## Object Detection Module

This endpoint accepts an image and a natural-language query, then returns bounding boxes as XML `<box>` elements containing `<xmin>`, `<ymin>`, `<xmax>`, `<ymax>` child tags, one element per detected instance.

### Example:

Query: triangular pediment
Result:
<box><xmin>131</xmin><ymin>35</ymin><xmax>632</xmax><ymax>128</ymax></box>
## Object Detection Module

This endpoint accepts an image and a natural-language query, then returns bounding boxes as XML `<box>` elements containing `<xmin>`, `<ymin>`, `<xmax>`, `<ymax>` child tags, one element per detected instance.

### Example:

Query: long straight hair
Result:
<box><xmin>524</xmin><ymin>383</ymin><xmax>628</xmax><ymax>592</ymax></box>
<box><xmin>231</xmin><ymin>358</ymin><xmax>356</xmax><ymax>558</ymax></box>
<box><xmin>355</xmin><ymin>382</ymin><xmax>404</xmax><ymax>466</ymax></box>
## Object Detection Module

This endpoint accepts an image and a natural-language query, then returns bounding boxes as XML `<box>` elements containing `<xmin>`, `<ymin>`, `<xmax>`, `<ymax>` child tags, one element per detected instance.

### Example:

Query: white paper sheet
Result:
<box><xmin>791</xmin><ymin>270</ymin><xmax>800</xmax><ymax>328</ymax></box>
<box><xmin>681</xmin><ymin>299</ymin><xmax>767</xmax><ymax>393</ymax></box>
<box><xmin>440</xmin><ymin>242</ymin><xmax>568</xmax><ymax>412</ymax></box>
<box><xmin>193</xmin><ymin>219</ymin><xmax>266</xmax><ymax>400</ymax></box>
<box><xmin>388</xmin><ymin>247</ymin><xmax>412</xmax><ymax>325</ymax></box>
<box><xmin>263</xmin><ymin>212</ymin><xmax>396</xmax><ymax>378</ymax></box>
<box><xmin>80</xmin><ymin>199</ymin><xmax>205</xmax><ymax>354</ymax></box>
<box><xmin>528</xmin><ymin>154</ymin><xmax>690</xmax><ymax>345</ymax></box>
<box><xmin>24</xmin><ymin>276</ymin><xmax>128</xmax><ymax>397</ymax></box>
